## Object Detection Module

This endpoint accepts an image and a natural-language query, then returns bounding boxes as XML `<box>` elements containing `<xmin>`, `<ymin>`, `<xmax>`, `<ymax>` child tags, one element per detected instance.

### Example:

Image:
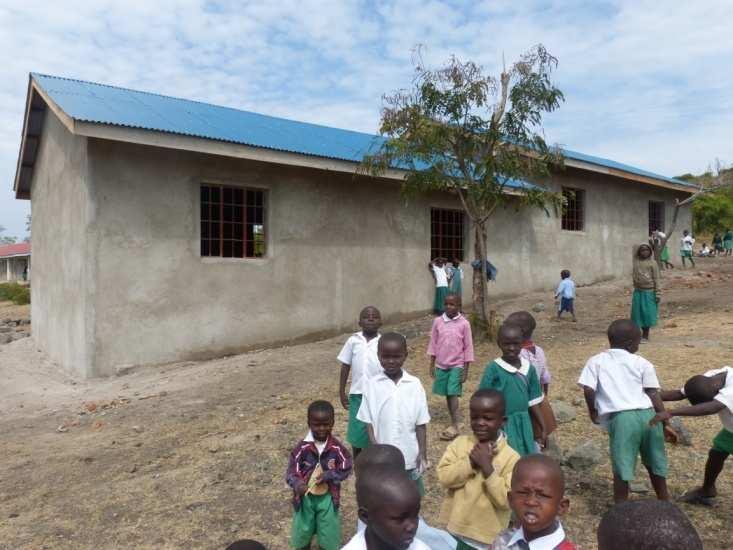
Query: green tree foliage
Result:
<box><xmin>0</xmin><ymin>225</ymin><xmax>18</xmax><ymax>245</ymax></box>
<box><xmin>692</xmin><ymin>188</ymin><xmax>733</xmax><ymax>234</ymax></box>
<box><xmin>362</xmin><ymin>46</ymin><xmax>564</xmax><ymax>324</ymax></box>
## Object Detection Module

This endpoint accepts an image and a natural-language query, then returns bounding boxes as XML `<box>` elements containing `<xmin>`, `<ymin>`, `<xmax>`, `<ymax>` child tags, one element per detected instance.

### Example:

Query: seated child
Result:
<box><xmin>491</xmin><ymin>455</ymin><xmax>575</xmax><ymax>549</ymax></box>
<box><xmin>337</xmin><ymin>305</ymin><xmax>383</xmax><ymax>457</ymax></box>
<box><xmin>358</xmin><ymin>332</ymin><xmax>431</xmax><ymax>494</ymax></box>
<box><xmin>478</xmin><ymin>323</ymin><xmax>546</xmax><ymax>456</ymax></box>
<box><xmin>437</xmin><ymin>389</ymin><xmax>520</xmax><ymax>549</ymax></box>
<box><xmin>578</xmin><ymin>319</ymin><xmax>677</xmax><ymax>503</ymax></box>
<box><xmin>342</xmin><ymin>466</ymin><xmax>430</xmax><ymax>549</ymax></box>
<box><xmin>286</xmin><ymin>400</ymin><xmax>352</xmax><ymax>550</ymax></box>
<box><xmin>555</xmin><ymin>270</ymin><xmax>576</xmax><ymax>322</ymax></box>
<box><xmin>355</xmin><ymin>444</ymin><xmax>457</xmax><ymax>550</ymax></box>
<box><xmin>428</xmin><ymin>293</ymin><xmax>475</xmax><ymax>441</ymax></box>
<box><xmin>596</xmin><ymin>500</ymin><xmax>702</xmax><ymax>550</ymax></box>
<box><xmin>651</xmin><ymin>365</ymin><xmax>733</xmax><ymax>505</ymax></box>
<box><xmin>225</xmin><ymin>541</ymin><xmax>266</xmax><ymax>550</ymax></box>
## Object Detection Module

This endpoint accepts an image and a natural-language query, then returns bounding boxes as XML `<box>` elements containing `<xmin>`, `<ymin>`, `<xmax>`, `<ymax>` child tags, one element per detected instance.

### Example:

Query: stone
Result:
<box><xmin>551</xmin><ymin>401</ymin><xmax>577</xmax><ymax>424</ymax></box>
<box><xmin>565</xmin><ymin>441</ymin><xmax>605</xmax><ymax>470</ymax></box>
<box><xmin>544</xmin><ymin>436</ymin><xmax>563</xmax><ymax>462</ymax></box>
<box><xmin>0</xmin><ymin>333</ymin><xmax>12</xmax><ymax>345</ymax></box>
<box><xmin>532</xmin><ymin>302</ymin><xmax>546</xmax><ymax>313</ymax></box>
<box><xmin>670</xmin><ymin>417</ymin><xmax>693</xmax><ymax>446</ymax></box>
<box><xmin>0</xmin><ymin>327</ymin><xmax>11</xmax><ymax>333</ymax></box>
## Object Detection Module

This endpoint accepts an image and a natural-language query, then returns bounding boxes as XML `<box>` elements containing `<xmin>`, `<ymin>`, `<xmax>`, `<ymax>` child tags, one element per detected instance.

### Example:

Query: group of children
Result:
<box><xmin>272</xmin><ymin>288</ymin><xmax>728</xmax><ymax>549</ymax></box>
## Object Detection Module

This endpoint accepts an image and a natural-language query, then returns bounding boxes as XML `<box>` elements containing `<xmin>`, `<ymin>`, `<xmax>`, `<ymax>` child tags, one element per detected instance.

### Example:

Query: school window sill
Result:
<box><xmin>200</xmin><ymin>256</ymin><xmax>270</xmax><ymax>264</ymax></box>
<box><xmin>560</xmin><ymin>229</ymin><xmax>587</xmax><ymax>235</ymax></box>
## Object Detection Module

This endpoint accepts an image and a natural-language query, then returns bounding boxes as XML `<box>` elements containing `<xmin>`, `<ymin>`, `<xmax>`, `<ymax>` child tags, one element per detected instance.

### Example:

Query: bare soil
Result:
<box><xmin>1</xmin><ymin>259</ymin><xmax>732</xmax><ymax>549</ymax></box>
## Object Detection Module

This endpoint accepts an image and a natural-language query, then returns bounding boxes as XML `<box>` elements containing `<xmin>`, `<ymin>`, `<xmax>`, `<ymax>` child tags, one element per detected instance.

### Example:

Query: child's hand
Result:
<box><xmin>470</xmin><ymin>442</ymin><xmax>495</xmax><ymax>477</ymax></box>
<box><xmin>663</xmin><ymin>424</ymin><xmax>679</xmax><ymax>444</ymax></box>
<box><xmin>416</xmin><ymin>454</ymin><xmax>429</xmax><ymax>474</ymax></box>
<box><xmin>295</xmin><ymin>480</ymin><xmax>308</xmax><ymax>497</ymax></box>
<box><xmin>429</xmin><ymin>365</ymin><xmax>436</xmax><ymax>379</ymax></box>
<box><xmin>461</xmin><ymin>367</ymin><xmax>468</xmax><ymax>383</ymax></box>
<box><xmin>339</xmin><ymin>393</ymin><xmax>350</xmax><ymax>410</ymax></box>
<box><xmin>649</xmin><ymin>411</ymin><xmax>672</xmax><ymax>426</ymax></box>
<box><xmin>534</xmin><ymin>432</ymin><xmax>547</xmax><ymax>450</ymax></box>
<box><xmin>589</xmin><ymin>409</ymin><xmax>600</xmax><ymax>425</ymax></box>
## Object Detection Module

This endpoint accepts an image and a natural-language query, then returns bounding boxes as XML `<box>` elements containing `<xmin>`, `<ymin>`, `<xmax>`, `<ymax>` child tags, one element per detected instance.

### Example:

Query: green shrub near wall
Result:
<box><xmin>0</xmin><ymin>283</ymin><xmax>30</xmax><ymax>305</ymax></box>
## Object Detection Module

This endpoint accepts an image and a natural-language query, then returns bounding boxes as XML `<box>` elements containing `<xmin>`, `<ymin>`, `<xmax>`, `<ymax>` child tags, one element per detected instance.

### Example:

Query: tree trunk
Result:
<box><xmin>472</xmin><ymin>220</ymin><xmax>496</xmax><ymax>338</ymax></box>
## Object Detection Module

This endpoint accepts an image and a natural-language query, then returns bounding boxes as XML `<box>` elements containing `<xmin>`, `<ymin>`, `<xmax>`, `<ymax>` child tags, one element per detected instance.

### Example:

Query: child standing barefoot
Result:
<box><xmin>631</xmin><ymin>243</ymin><xmax>660</xmax><ymax>342</ymax></box>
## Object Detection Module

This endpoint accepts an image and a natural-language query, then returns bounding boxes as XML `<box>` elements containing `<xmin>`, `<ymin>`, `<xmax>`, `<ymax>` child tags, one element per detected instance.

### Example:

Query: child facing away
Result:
<box><xmin>428</xmin><ymin>293</ymin><xmax>475</xmax><ymax>441</ymax></box>
<box><xmin>554</xmin><ymin>270</ymin><xmax>576</xmax><ymax>322</ymax></box>
<box><xmin>596</xmin><ymin>500</ymin><xmax>702</xmax><ymax>550</ymax></box>
<box><xmin>437</xmin><ymin>389</ymin><xmax>520</xmax><ymax>549</ymax></box>
<box><xmin>478</xmin><ymin>323</ymin><xmax>546</xmax><ymax>456</ymax></box>
<box><xmin>651</xmin><ymin>365</ymin><xmax>733</xmax><ymax>505</ymax></box>
<box><xmin>286</xmin><ymin>400</ymin><xmax>353</xmax><ymax>550</ymax></box>
<box><xmin>429</xmin><ymin>257</ymin><xmax>450</xmax><ymax>315</ymax></box>
<box><xmin>577</xmin><ymin>319</ymin><xmax>677</xmax><ymax>503</ymax></box>
<box><xmin>631</xmin><ymin>243</ymin><xmax>660</xmax><ymax>342</ymax></box>
<box><xmin>358</xmin><ymin>332</ymin><xmax>431</xmax><ymax>494</ymax></box>
<box><xmin>342</xmin><ymin>466</ymin><xmax>430</xmax><ymax>550</ymax></box>
<box><xmin>505</xmin><ymin>311</ymin><xmax>558</xmax><ymax>440</ymax></box>
<box><xmin>448</xmin><ymin>257</ymin><xmax>464</xmax><ymax>297</ymax></box>
<box><xmin>337</xmin><ymin>306</ymin><xmax>383</xmax><ymax>458</ymax></box>
<box><xmin>491</xmin><ymin>455</ymin><xmax>575</xmax><ymax>550</ymax></box>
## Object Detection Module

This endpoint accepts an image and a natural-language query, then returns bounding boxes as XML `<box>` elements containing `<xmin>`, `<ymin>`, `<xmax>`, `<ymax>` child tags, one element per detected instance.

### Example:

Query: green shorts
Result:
<box><xmin>680</xmin><ymin>250</ymin><xmax>693</xmax><ymax>258</ymax></box>
<box><xmin>291</xmin><ymin>493</ymin><xmax>341</xmax><ymax>550</ymax></box>
<box><xmin>712</xmin><ymin>429</ymin><xmax>733</xmax><ymax>454</ymax></box>
<box><xmin>346</xmin><ymin>394</ymin><xmax>370</xmax><ymax>449</ymax></box>
<box><xmin>432</xmin><ymin>366</ymin><xmax>464</xmax><ymax>396</ymax></box>
<box><xmin>608</xmin><ymin>409</ymin><xmax>668</xmax><ymax>481</ymax></box>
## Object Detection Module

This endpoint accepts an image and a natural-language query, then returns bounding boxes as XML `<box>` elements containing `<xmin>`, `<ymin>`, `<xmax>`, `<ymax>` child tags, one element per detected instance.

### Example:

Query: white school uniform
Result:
<box><xmin>432</xmin><ymin>264</ymin><xmax>449</xmax><ymax>287</ymax></box>
<box><xmin>337</xmin><ymin>332</ymin><xmax>382</xmax><ymax>395</ymax></box>
<box><xmin>492</xmin><ymin>523</ymin><xmax>569</xmax><ymax>550</ymax></box>
<box><xmin>357</xmin><ymin>370</ymin><xmax>431</xmax><ymax>469</ymax></box>
<box><xmin>682</xmin><ymin>366</ymin><xmax>733</xmax><ymax>432</ymax></box>
<box><xmin>357</xmin><ymin>518</ymin><xmax>457</xmax><ymax>550</ymax></box>
<box><xmin>341</xmin><ymin>529</ymin><xmax>431</xmax><ymax>549</ymax></box>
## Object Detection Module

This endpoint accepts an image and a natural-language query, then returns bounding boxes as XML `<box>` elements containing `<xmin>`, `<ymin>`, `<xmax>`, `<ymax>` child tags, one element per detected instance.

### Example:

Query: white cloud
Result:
<box><xmin>0</xmin><ymin>0</ymin><xmax>732</xmax><ymax>236</ymax></box>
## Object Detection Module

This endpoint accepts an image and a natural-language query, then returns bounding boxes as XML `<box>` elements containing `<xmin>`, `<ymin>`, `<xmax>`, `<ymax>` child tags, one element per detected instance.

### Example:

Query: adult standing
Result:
<box><xmin>680</xmin><ymin>230</ymin><xmax>696</xmax><ymax>268</ymax></box>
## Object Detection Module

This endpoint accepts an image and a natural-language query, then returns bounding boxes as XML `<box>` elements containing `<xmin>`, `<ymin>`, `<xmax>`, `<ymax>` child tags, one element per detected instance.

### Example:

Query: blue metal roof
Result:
<box><xmin>30</xmin><ymin>73</ymin><xmax>692</xmax><ymax>190</ymax></box>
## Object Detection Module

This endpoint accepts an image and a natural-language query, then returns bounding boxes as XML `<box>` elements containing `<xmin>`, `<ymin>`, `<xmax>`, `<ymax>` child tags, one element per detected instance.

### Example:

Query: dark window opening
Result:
<box><xmin>431</xmin><ymin>208</ymin><xmax>465</xmax><ymax>260</ymax></box>
<box><xmin>561</xmin><ymin>187</ymin><xmax>585</xmax><ymax>231</ymax></box>
<box><xmin>648</xmin><ymin>201</ymin><xmax>665</xmax><ymax>234</ymax></box>
<box><xmin>200</xmin><ymin>184</ymin><xmax>265</xmax><ymax>258</ymax></box>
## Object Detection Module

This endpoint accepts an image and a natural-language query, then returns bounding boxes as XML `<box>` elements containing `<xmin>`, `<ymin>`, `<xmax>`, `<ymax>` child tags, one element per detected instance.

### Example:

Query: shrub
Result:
<box><xmin>0</xmin><ymin>283</ymin><xmax>30</xmax><ymax>305</ymax></box>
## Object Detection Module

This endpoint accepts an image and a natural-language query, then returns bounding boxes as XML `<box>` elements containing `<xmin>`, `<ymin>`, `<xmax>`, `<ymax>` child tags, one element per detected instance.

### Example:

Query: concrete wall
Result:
<box><xmin>30</xmin><ymin>112</ymin><xmax>95</xmax><ymax>377</ymax></box>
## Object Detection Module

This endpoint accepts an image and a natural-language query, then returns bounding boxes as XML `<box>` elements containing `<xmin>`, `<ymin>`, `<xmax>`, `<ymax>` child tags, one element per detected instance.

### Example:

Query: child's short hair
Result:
<box><xmin>354</xmin><ymin>444</ymin><xmax>406</xmax><ymax>476</ymax></box>
<box><xmin>560</xmin><ymin>269</ymin><xmax>571</xmax><ymax>279</ymax></box>
<box><xmin>444</xmin><ymin>292</ymin><xmax>461</xmax><ymax>304</ymax></box>
<box><xmin>607</xmin><ymin>319</ymin><xmax>640</xmax><ymax>348</ymax></box>
<box><xmin>684</xmin><ymin>375</ymin><xmax>718</xmax><ymax>405</ymax></box>
<box><xmin>307</xmin><ymin>400</ymin><xmax>334</xmax><ymax>420</ymax></box>
<box><xmin>497</xmin><ymin>322</ymin><xmax>523</xmax><ymax>342</ymax></box>
<box><xmin>356</xmin><ymin>465</ymin><xmax>416</xmax><ymax>509</ymax></box>
<box><xmin>225</xmin><ymin>540</ymin><xmax>267</xmax><ymax>550</ymax></box>
<box><xmin>470</xmin><ymin>389</ymin><xmax>506</xmax><ymax>415</ymax></box>
<box><xmin>597</xmin><ymin>500</ymin><xmax>702</xmax><ymax>550</ymax></box>
<box><xmin>378</xmin><ymin>331</ymin><xmax>407</xmax><ymax>352</ymax></box>
<box><xmin>512</xmin><ymin>454</ymin><xmax>565</xmax><ymax>493</ymax></box>
<box><xmin>505</xmin><ymin>311</ymin><xmax>536</xmax><ymax>339</ymax></box>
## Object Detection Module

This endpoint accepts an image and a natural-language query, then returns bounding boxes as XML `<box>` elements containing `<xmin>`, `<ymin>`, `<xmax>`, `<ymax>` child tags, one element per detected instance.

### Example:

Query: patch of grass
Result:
<box><xmin>0</xmin><ymin>283</ymin><xmax>30</xmax><ymax>305</ymax></box>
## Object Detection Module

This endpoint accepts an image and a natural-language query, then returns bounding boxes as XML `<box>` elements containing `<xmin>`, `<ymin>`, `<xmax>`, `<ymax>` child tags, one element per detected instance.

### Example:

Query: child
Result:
<box><xmin>554</xmin><ymin>270</ymin><xmax>576</xmax><ymax>322</ymax></box>
<box><xmin>577</xmin><ymin>319</ymin><xmax>677</xmax><ymax>503</ymax></box>
<box><xmin>343</xmin><ymin>467</ymin><xmax>430</xmax><ymax>549</ymax></box>
<box><xmin>651</xmin><ymin>365</ymin><xmax>732</xmax><ymax>505</ymax></box>
<box><xmin>713</xmin><ymin>232</ymin><xmax>724</xmax><ymax>256</ymax></box>
<box><xmin>429</xmin><ymin>258</ymin><xmax>450</xmax><ymax>315</ymax></box>
<box><xmin>338</xmin><ymin>306</ymin><xmax>383</xmax><ymax>457</ymax></box>
<box><xmin>631</xmin><ymin>243</ymin><xmax>660</xmax><ymax>342</ymax></box>
<box><xmin>428</xmin><ymin>293</ymin><xmax>474</xmax><ymax>441</ymax></box>
<box><xmin>491</xmin><ymin>455</ymin><xmax>575</xmax><ymax>549</ymax></box>
<box><xmin>478</xmin><ymin>323</ymin><xmax>546</xmax><ymax>456</ymax></box>
<box><xmin>680</xmin><ymin>229</ymin><xmax>696</xmax><ymax>267</ymax></box>
<box><xmin>596</xmin><ymin>500</ymin><xmax>702</xmax><ymax>550</ymax></box>
<box><xmin>286</xmin><ymin>400</ymin><xmax>352</xmax><ymax>550</ymax></box>
<box><xmin>699</xmin><ymin>243</ymin><xmax>711</xmax><ymax>257</ymax></box>
<box><xmin>505</xmin><ymin>311</ymin><xmax>557</xmax><ymax>439</ymax></box>
<box><xmin>437</xmin><ymin>389</ymin><xmax>520</xmax><ymax>549</ymax></box>
<box><xmin>725</xmin><ymin>227</ymin><xmax>733</xmax><ymax>257</ymax></box>
<box><xmin>448</xmin><ymin>257</ymin><xmax>464</xmax><ymax>297</ymax></box>
<box><xmin>358</xmin><ymin>332</ymin><xmax>431</xmax><ymax>494</ymax></box>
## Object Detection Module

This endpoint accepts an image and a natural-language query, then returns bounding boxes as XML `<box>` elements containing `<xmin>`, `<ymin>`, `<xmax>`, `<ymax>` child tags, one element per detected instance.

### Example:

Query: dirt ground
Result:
<box><xmin>1</xmin><ymin>259</ymin><xmax>732</xmax><ymax>550</ymax></box>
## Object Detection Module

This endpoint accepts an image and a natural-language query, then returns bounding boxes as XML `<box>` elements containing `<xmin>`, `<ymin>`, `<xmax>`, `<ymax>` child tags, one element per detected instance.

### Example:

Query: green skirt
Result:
<box><xmin>505</xmin><ymin>410</ymin><xmax>537</xmax><ymax>457</ymax></box>
<box><xmin>660</xmin><ymin>246</ymin><xmax>670</xmax><ymax>262</ymax></box>
<box><xmin>725</xmin><ymin>240</ymin><xmax>733</xmax><ymax>251</ymax></box>
<box><xmin>631</xmin><ymin>289</ymin><xmax>658</xmax><ymax>329</ymax></box>
<box><xmin>434</xmin><ymin>286</ymin><xmax>449</xmax><ymax>313</ymax></box>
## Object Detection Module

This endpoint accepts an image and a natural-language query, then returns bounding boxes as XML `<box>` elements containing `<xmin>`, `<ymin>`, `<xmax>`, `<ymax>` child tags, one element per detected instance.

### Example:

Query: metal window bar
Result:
<box><xmin>431</xmin><ymin>208</ymin><xmax>465</xmax><ymax>260</ymax></box>
<box><xmin>561</xmin><ymin>188</ymin><xmax>585</xmax><ymax>231</ymax></box>
<box><xmin>201</xmin><ymin>185</ymin><xmax>265</xmax><ymax>258</ymax></box>
<box><xmin>648</xmin><ymin>201</ymin><xmax>665</xmax><ymax>234</ymax></box>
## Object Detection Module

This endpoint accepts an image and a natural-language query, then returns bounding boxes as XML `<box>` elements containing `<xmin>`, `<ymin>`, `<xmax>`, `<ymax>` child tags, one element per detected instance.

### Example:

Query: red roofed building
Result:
<box><xmin>0</xmin><ymin>242</ymin><xmax>31</xmax><ymax>283</ymax></box>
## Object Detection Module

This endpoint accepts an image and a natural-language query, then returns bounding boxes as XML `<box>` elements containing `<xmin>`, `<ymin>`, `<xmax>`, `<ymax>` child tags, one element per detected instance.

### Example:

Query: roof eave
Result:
<box><xmin>563</xmin><ymin>158</ymin><xmax>694</xmax><ymax>194</ymax></box>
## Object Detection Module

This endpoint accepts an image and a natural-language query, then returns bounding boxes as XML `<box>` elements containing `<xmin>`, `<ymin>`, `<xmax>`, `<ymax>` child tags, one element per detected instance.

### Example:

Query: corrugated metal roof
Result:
<box><xmin>30</xmin><ymin>73</ymin><xmax>692</xmax><ymax>190</ymax></box>
<box><xmin>0</xmin><ymin>242</ymin><xmax>30</xmax><ymax>258</ymax></box>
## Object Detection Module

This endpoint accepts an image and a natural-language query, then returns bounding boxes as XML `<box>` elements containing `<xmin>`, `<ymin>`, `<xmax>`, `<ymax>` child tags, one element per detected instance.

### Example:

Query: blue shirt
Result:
<box><xmin>556</xmin><ymin>278</ymin><xmax>576</xmax><ymax>299</ymax></box>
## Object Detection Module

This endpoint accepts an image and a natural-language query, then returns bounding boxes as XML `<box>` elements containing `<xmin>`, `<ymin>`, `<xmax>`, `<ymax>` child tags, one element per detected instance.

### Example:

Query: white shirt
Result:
<box><xmin>357</xmin><ymin>371</ymin><xmax>431</xmax><ymax>469</ymax></box>
<box><xmin>681</xmin><ymin>234</ymin><xmax>695</xmax><ymax>251</ymax></box>
<box><xmin>555</xmin><ymin>278</ymin><xmax>576</xmax><ymax>299</ymax></box>
<box><xmin>357</xmin><ymin>518</ymin><xmax>457</xmax><ymax>550</ymax></box>
<box><xmin>337</xmin><ymin>332</ymin><xmax>382</xmax><ymax>395</ymax></box>
<box><xmin>304</xmin><ymin>431</ymin><xmax>327</xmax><ymax>455</ymax></box>
<box><xmin>578</xmin><ymin>349</ymin><xmax>660</xmax><ymax>425</ymax></box>
<box><xmin>691</xmin><ymin>367</ymin><xmax>733</xmax><ymax>432</ymax></box>
<box><xmin>502</xmin><ymin>523</ymin><xmax>567</xmax><ymax>550</ymax></box>
<box><xmin>432</xmin><ymin>264</ymin><xmax>449</xmax><ymax>287</ymax></box>
<box><xmin>341</xmin><ymin>530</ymin><xmax>431</xmax><ymax>550</ymax></box>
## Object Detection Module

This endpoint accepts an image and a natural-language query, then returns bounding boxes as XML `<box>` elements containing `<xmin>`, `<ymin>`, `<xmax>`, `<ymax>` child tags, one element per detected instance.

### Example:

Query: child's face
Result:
<box><xmin>469</xmin><ymin>397</ymin><xmax>505</xmax><ymax>442</ymax></box>
<box><xmin>359</xmin><ymin>307</ymin><xmax>382</xmax><ymax>335</ymax></box>
<box><xmin>498</xmin><ymin>329</ymin><xmax>523</xmax><ymax>363</ymax></box>
<box><xmin>307</xmin><ymin>410</ymin><xmax>334</xmax><ymax>442</ymax></box>
<box><xmin>378</xmin><ymin>340</ymin><xmax>408</xmax><ymax>379</ymax></box>
<box><xmin>638</xmin><ymin>246</ymin><xmax>652</xmax><ymax>260</ymax></box>
<box><xmin>443</xmin><ymin>296</ymin><xmax>460</xmax><ymax>318</ymax></box>
<box><xmin>509</xmin><ymin>465</ymin><xmax>569</xmax><ymax>538</ymax></box>
<box><xmin>366</xmin><ymin>490</ymin><xmax>420</xmax><ymax>550</ymax></box>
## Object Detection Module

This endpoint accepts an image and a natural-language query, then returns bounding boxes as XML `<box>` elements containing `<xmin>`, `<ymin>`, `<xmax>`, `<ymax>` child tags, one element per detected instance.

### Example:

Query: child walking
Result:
<box><xmin>554</xmin><ymin>270</ymin><xmax>576</xmax><ymax>322</ymax></box>
<box><xmin>578</xmin><ymin>319</ymin><xmax>677</xmax><ymax>503</ymax></box>
<box><xmin>337</xmin><ymin>306</ymin><xmax>383</xmax><ymax>458</ymax></box>
<box><xmin>437</xmin><ymin>389</ymin><xmax>520</xmax><ymax>549</ymax></box>
<box><xmin>286</xmin><ymin>400</ymin><xmax>352</xmax><ymax>550</ymax></box>
<box><xmin>358</xmin><ymin>332</ymin><xmax>431</xmax><ymax>494</ymax></box>
<box><xmin>428</xmin><ymin>293</ymin><xmax>474</xmax><ymax>441</ymax></box>
<box><xmin>478</xmin><ymin>323</ymin><xmax>546</xmax><ymax>456</ymax></box>
<box><xmin>631</xmin><ymin>243</ymin><xmax>660</xmax><ymax>342</ymax></box>
<box><xmin>429</xmin><ymin>258</ymin><xmax>450</xmax><ymax>315</ymax></box>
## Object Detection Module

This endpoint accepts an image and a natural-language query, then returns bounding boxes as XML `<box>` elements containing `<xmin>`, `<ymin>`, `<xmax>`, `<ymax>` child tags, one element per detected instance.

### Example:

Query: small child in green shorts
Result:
<box><xmin>578</xmin><ymin>319</ymin><xmax>677</xmax><ymax>503</ymax></box>
<box><xmin>427</xmin><ymin>294</ymin><xmax>474</xmax><ymax>441</ymax></box>
<box><xmin>286</xmin><ymin>400</ymin><xmax>352</xmax><ymax>550</ymax></box>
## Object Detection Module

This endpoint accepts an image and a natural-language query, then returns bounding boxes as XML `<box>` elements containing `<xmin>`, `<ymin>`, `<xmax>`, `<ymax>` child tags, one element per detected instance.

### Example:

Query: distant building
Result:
<box><xmin>0</xmin><ymin>242</ymin><xmax>30</xmax><ymax>283</ymax></box>
<box><xmin>12</xmin><ymin>73</ymin><xmax>694</xmax><ymax>377</ymax></box>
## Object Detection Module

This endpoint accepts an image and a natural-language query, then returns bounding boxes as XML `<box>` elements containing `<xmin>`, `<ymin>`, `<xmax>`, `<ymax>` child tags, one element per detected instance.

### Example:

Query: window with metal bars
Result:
<box><xmin>648</xmin><ymin>201</ymin><xmax>665</xmax><ymax>234</ymax></box>
<box><xmin>561</xmin><ymin>187</ymin><xmax>585</xmax><ymax>231</ymax></box>
<box><xmin>431</xmin><ymin>208</ymin><xmax>465</xmax><ymax>260</ymax></box>
<box><xmin>200</xmin><ymin>184</ymin><xmax>266</xmax><ymax>258</ymax></box>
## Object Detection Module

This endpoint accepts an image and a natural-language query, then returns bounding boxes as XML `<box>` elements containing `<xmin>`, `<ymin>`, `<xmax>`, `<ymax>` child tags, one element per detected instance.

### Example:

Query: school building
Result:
<box><xmin>12</xmin><ymin>73</ymin><xmax>694</xmax><ymax>378</ymax></box>
<box><xmin>0</xmin><ymin>242</ymin><xmax>31</xmax><ymax>283</ymax></box>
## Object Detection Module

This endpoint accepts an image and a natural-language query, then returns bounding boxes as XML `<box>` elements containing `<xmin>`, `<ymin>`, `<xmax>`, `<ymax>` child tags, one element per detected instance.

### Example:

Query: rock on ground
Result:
<box><xmin>565</xmin><ymin>440</ymin><xmax>605</xmax><ymax>470</ymax></box>
<box><xmin>551</xmin><ymin>400</ymin><xmax>576</xmax><ymax>424</ymax></box>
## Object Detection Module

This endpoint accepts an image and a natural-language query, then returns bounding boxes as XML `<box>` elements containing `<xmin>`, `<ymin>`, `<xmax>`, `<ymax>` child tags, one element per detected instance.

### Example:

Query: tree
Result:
<box><xmin>362</xmin><ymin>46</ymin><xmax>564</xmax><ymax>329</ymax></box>
<box><xmin>0</xmin><ymin>225</ymin><xmax>17</xmax><ymax>245</ymax></box>
<box><xmin>24</xmin><ymin>214</ymin><xmax>31</xmax><ymax>243</ymax></box>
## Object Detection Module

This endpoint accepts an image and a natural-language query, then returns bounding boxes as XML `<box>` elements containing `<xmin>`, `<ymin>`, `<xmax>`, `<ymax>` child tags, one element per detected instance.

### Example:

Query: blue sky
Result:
<box><xmin>1</xmin><ymin>0</ymin><xmax>732</xmax><ymax>238</ymax></box>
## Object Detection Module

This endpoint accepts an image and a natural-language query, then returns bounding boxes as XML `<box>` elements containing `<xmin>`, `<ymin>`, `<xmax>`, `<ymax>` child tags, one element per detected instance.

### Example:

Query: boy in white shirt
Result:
<box><xmin>578</xmin><ymin>319</ymin><xmax>677</xmax><ymax>503</ymax></box>
<box><xmin>680</xmin><ymin>229</ymin><xmax>696</xmax><ymax>268</ymax></box>
<box><xmin>358</xmin><ymin>332</ymin><xmax>431</xmax><ymax>495</ymax></box>
<box><xmin>338</xmin><ymin>306</ymin><xmax>383</xmax><ymax>458</ymax></box>
<box><xmin>651</xmin><ymin>366</ymin><xmax>733</xmax><ymax>505</ymax></box>
<box><xmin>429</xmin><ymin>258</ymin><xmax>450</xmax><ymax>315</ymax></box>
